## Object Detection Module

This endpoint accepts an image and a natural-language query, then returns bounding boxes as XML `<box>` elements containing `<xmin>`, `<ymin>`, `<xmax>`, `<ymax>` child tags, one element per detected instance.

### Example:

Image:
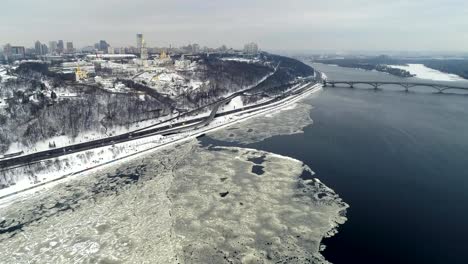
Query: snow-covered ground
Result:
<box><xmin>321</xmin><ymin>72</ymin><xmax>328</xmax><ymax>80</ymax></box>
<box><xmin>0</xmin><ymin>66</ymin><xmax>17</xmax><ymax>83</ymax></box>
<box><xmin>388</xmin><ymin>64</ymin><xmax>466</xmax><ymax>82</ymax></box>
<box><xmin>220</xmin><ymin>96</ymin><xmax>244</xmax><ymax>112</ymax></box>
<box><xmin>221</xmin><ymin>57</ymin><xmax>261</xmax><ymax>63</ymax></box>
<box><xmin>133</xmin><ymin>69</ymin><xmax>206</xmax><ymax>95</ymax></box>
<box><xmin>0</xmin><ymin>139</ymin><xmax>348</xmax><ymax>264</ymax></box>
<box><xmin>0</xmin><ymin>100</ymin><xmax>7</xmax><ymax>109</ymax></box>
<box><xmin>0</xmin><ymin>64</ymin><xmax>281</xmax><ymax>158</ymax></box>
<box><xmin>0</xmin><ymin>82</ymin><xmax>321</xmax><ymax>200</ymax></box>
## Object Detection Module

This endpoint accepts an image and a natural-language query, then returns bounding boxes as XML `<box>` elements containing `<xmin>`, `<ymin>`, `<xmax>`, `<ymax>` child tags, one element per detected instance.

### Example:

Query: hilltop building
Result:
<box><xmin>75</xmin><ymin>66</ymin><xmax>88</xmax><ymax>81</ymax></box>
<box><xmin>244</xmin><ymin>42</ymin><xmax>259</xmax><ymax>55</ymax></box>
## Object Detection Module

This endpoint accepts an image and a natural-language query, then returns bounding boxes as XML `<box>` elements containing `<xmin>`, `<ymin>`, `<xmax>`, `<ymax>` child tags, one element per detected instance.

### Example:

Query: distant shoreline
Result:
<box><xmin>310</xmin><ymin>57</ymin><xmax>468</xmax><ymax>81</ymax></box>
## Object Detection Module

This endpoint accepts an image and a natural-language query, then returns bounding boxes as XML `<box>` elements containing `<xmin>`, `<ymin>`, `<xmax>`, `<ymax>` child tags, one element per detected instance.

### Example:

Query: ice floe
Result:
<box><xmin>208</xmin><ymin>102</ymin><xmax>314</xmax><ymax>144</ymax></box>
<box><xmin>0</xmin><ymin>140</ymin><xmax>347</xmax><ymax>264</ymax></box>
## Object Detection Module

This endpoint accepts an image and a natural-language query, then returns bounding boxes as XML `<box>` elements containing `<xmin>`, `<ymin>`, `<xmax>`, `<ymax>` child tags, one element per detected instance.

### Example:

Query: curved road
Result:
<box><xmin>1</xmin><ymin>72</ymin><xmax>315</xmax><ymax>171</ymax></box>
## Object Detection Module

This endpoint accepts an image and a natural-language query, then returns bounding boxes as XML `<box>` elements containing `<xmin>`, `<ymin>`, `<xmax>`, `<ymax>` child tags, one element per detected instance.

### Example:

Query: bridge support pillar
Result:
<box><xmin>402</xmin><ymin>85</ymin><xmax>410</xmax><ymax>92</ymax></box>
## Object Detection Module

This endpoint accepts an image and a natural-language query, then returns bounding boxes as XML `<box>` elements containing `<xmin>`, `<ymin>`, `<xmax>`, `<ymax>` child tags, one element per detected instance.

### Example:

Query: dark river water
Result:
<box><xmin>202</xmin><ymin>63</ymin><xmax>468</xmax><ymax>264</ymax></box>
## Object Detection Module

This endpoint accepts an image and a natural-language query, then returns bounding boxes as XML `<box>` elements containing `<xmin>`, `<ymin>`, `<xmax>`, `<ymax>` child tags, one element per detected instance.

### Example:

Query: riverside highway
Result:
<box><xmin>0</xmin><ymin>80</ymin><xmax>319</xmax><ymax>171</ymax></box>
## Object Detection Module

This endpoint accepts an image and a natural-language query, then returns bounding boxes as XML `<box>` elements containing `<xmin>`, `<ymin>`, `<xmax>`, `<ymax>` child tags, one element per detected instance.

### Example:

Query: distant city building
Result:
<box><xmin>86</xmin><ymin>54</ymin><xmax>137</xmax><ymax>60</ymax></box>
<box><xmin>81</xmin><ymin>46</ymin><xmax>96</xmax><ymax>53</ymax></box>
<box><xmin>192</xmin><ymin>43</ymin><xmax>200</xmax><ymax>54</ymax></box>
<box><xmin>57</xmin><ymin>40</ymin><xmax>64</xmax><ymax>53</ymax></box>
<box><xmin>2</xmin><ymin>44</ymin><xmax>11</xmax><ymax>61</ymax></box>
<box><xmin>41</xmin><ymin>44</ymin><xmax>48</xmax><ymax>55</ymax></box>
<box><xmin>3</xmin><ymin>44</ymin><xmax>25</xmax><ymax>61</ymax></box>
<box><xmin>12</xmin><ymin>46</ymin><xmax>26</xmax><ymax>58</ymax></box>
<box><xmin>34</xmin><ymin>41</ymin><xmax>43</xmax><ymax>55</ymax></box>
<box><xmin>244</xmin><ymin>42</ymin><xmax>259</xmax><ymax>55</ymax></box>
<box><xmin>66</xmin><ymin>42</ymin><xmax>74</xmax><ymax>53</ymax></box>
<box><xmin>140</xmin><ymin>40</ymin><xmax>149</xmax><ymax>60</ymax></box>
<box><xmin>107</xmin><ymin>46</ymin><xmax>115</xmax><ymax>54</ymax></box>
<box><xmin>99</xmin><ymin>40</ymin><xmax>109</xmax><ymax>53</ymax></box>
<box><xmin>136</xmin><ymin>33</ymin><xmax>143</xmax><ymax>50</ymax></box>
<box><xmin>49</xmin><ymin>41</ymin><xmax>58</xmax><ymax>54</ymax></box>
<box><xmin>218</xmin><ymin>45</ymin><xmax>228</xmax><ymax>53</ymax></box>
<box><xmin>34</xmin><ymin>41</ymin><xmax>48</xmax><ymax>56</ymax></box>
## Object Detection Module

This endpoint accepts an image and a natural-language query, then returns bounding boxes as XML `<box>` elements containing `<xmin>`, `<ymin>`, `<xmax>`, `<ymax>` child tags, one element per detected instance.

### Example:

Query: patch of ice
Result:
<box><xmin>209</xmin><ymin>102</ymin><xmax>314</xmax><ymax>144</ymax></box>
<box><xmin>0</xmin><ymin>141</ymin><xmax>348</xmax><ymax>264</ymax></box>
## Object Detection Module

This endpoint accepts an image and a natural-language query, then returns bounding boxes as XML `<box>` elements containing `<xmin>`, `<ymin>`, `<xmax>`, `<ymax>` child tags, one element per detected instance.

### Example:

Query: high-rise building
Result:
<box><xmin>3</xmin><ymin>44</ymin><xmax>25</xmax><ymax>61</ymax></box>
<box><xmin>41</xmin><ymin>44</ymin><xmax>48</xmax><ymax>55</ymax></box>
<box><xmin>34</xmin><ymin>41</ymin><xmax>42</xmax><ymax>55</ymax></box>
<box><xmin>192</xmin><ymin>43</ymin><xmax>200</xmax><ymax>54</ymax></box>
<box><xmin>136</xmin><ymin>33</ymin><xmax>143</xmax><ymax>50</ymax></box>
<box><xmin>244</xmin><ymin>42</ymin><xmax>259</xmax><ymax>55</ymax></box>
<box><xmin>3</xmin><ymin>44</ymin><xmax>12</xmax><ymax>61</ymax></box>
<box><xmin>49</xmin><ymin>41</ymin><xmax>58</xmax><ymax>54</ymax></box>
<box><xmin>57</xmin><ymin>40</ymin><xmax>64</xmax><ymax>53</ymax></box>
<box><xmin>13</xmin><ymin>46</ymin><xmax>26</xmax><ymax>59</ymax></box>
<box><xmin>66</xmin><ymin>42</ymin><xmax>74</xmax><ymax>53</ymax></box>
<box><xmin>140</xmin><ymin>39</ymin><xmax>148</xmax><ymax>60</ymax></box>
<box><xmin>99</xmin><ymin>40</ymin><xmax>109</xmax><ymax>53</ymax></box>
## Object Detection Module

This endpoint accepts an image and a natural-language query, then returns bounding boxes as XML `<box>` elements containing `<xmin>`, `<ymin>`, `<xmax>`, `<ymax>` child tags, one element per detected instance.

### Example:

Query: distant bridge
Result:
<box><xmin>323</xmin><ymin>80</ymin><xmax>468</xmax><ymax>94</ymax></box>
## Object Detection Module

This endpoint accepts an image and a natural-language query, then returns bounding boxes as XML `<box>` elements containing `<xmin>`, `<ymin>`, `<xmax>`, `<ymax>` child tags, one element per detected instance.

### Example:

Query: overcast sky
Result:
<box><xmin>1</xmin><ymin>0</ymin><xmax>467</xmax><ymax>52</ymax></box>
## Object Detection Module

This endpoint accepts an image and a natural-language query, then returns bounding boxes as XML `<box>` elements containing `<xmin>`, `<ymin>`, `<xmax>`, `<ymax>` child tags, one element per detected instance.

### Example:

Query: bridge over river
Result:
<box><xmin>323</xmin><ymin>80</ymin><xmax>468</xmax><ymax>94</ymax></box>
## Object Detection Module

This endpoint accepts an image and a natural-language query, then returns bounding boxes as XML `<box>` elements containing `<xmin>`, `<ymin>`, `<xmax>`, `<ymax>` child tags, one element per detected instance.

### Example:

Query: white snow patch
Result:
<box><xmin>388</xmin><ymin>64</ymin><xmax>466</xmax><ymax>82</ymax></box>
<box><xmin>219</xmin><ymin>96</ymin><xmax>244</xmax><ymax>112</ymax></box>
<box><xmin>221</xmin><ymin>57</ymin><xmax>260</xmax><ymax>63</ymax></box>
<box><xmin>0</xmin><ymin>67</ymin><xmax>17</xmax><ymax>83</ymax></box>
<box><xmin>321</xmin><ymin>72</ymin><xmax>328</xmax><ymax>81</ymax></box>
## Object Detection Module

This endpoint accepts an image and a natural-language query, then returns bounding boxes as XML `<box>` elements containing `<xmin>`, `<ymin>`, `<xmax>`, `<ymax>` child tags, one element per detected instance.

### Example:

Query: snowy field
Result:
<box><xmin>388</xmin><ymin>64</ymin><xmax>466</xmax><ymax>82</ymax></box>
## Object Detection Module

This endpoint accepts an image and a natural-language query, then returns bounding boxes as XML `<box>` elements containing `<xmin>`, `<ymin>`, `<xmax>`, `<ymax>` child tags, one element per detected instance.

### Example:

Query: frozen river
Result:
<box><xmin>203</xmin><ymin>62</ymin><xmax>468</xmax><ymax>264</ymax></box>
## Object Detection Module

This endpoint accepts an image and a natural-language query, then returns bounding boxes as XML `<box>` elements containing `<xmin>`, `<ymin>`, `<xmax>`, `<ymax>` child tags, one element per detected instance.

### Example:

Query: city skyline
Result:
<box><xmin>1</xmin><ymin>0</ymin><xmax>467</xmax><ymax>52</ymax></box>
